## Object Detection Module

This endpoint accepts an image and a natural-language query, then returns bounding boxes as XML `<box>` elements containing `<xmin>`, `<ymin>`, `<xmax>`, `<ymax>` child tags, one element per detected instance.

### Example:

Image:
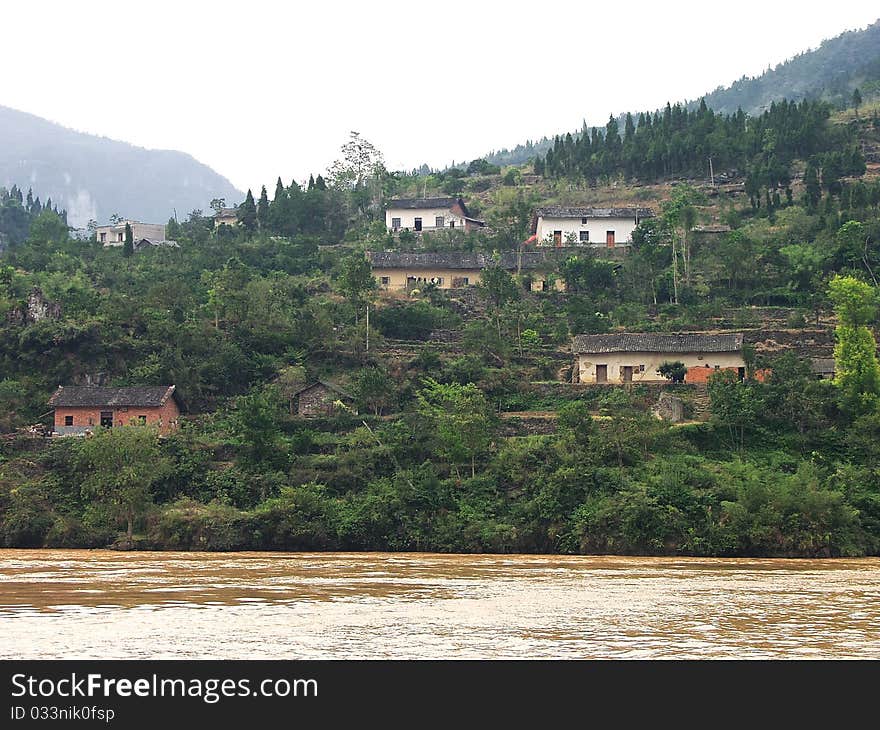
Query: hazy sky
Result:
<box><xmin>3</xmin><ymin>1</ymin><xmax>879</xmax><ymax>195</ymax></box>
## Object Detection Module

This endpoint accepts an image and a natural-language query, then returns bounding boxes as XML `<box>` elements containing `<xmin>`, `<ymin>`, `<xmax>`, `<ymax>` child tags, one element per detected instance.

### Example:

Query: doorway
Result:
<box><xmin>606</xmin><ymin>230</ymin><xmax>615</xmax><ymax>246</ymax></box>
<box><xmin>596</xmin><ymin>364</ymin><xmax>608</xmax><ymax>383</ymax></box>
<box><xmin>622</xmin><ymin>366</ymin><xmax>633</xmax><ymax>383</ymax></box>
<box><xmin>553</xmin><ymin>230</ymin><xmax>562</xmax><ymax>246</ymax></box>
<box><xmin>414</xmin><ymin>218</ymin><xmax>422</xmax><ymax>232</ymax></box>
<box><xmin>100</xmin><ymin>411</ymin><xmax>113</xmax><ymax>428</ymax></box>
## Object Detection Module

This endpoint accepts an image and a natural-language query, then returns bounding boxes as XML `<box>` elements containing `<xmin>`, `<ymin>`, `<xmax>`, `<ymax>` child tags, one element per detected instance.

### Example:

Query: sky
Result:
<box><xmin>3</xmin><ymin>1</ymin><xmax>879</xmax><ymax>195</ymax></box>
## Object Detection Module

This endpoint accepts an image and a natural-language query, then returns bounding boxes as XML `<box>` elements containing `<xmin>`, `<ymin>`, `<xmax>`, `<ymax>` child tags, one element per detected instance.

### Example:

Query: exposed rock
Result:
<box><xmin>653</xmin><ymin>392</ymin><xmax>684</xmax><ymax>423</ymax></box>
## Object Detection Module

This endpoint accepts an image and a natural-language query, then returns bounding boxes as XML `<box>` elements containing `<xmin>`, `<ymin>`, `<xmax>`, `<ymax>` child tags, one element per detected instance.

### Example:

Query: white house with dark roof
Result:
<box><xmin>571</xmin><ymin>332</ymin><xmax>745</xmax><ymax>384</ymax></box>
<box><xmin>385</xmin><ymin>197</ymin><xmax>485</xmax><ymax>233</ymax></box>
<box><xmin>532</xmin><ymin>207</ymin><xmax>654</xmax><ymax>247</ymax></box>
<box><xmin>96</xmin><ymin>220</ymin><xmax>166</xmax><ymax>247</ymax></box>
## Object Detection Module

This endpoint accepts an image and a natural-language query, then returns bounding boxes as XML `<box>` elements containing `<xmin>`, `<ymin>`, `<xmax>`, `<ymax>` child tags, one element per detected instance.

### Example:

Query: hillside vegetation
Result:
<box><xmin>484</xmin><ymin>19</ymin><xmax>880</xmax><ymax>167</ymax></box>
<box><xmin>0</xmin><ymin>95</ymin><xmax>879</xmax><ymax>556</ymax></box>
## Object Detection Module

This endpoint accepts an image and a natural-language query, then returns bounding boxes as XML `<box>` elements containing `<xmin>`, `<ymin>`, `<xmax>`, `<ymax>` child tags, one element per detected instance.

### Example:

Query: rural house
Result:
<box><xmin>385</xmin><ymin>197</ymin><xmax>485</xmax><ymax>233</ymax></box>
<box><xmin>532</xmin><ymin>207</ymin><xmax>654</xmax><ymax>247</ymax></box>
<box><xmin>214</xmin><ymin>207</ymin><xmax>239</xmax><ymax>228</ymax></box>
<box><xmin>48</xmin><ymin>385</ymin><xmax>182</xmax><ymax>436</ymax></box>
<box><xmin>367</xmin><ymin>250</ymin><xmax>573</xmax><ymax>292</ymax></box>
<box><xmin>96</xmin><ymin>220</ymin><xmax>166</xmax><ymax>247</ymax></box>
<box><xmin>572</xmin><ymin>332</ymin><xmax>745</xmax><ymax>384</ymax></box>
<box><xmin>291</xmin><ymin>381</ymin><xmax>356</xmax><ymax>417</ymax></box>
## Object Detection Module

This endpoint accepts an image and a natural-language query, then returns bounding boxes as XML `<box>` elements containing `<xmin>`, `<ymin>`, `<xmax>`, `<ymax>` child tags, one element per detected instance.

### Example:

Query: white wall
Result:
<box><xmin>97</xmin><ymin>221</ymin><xmax>166</xmax><ymax>246</ymax></box>
<box><xmin>536</xmin><ymin>215</ymin><xmax>642</xmax><ymax>246</ymax></box>
<box><xmin>385</xmin><ymin>207</ymin><xmax>466</xmax><ymax>231</ymax></box>
<box><xmin>577</xmin><ymin>351</ymin><xmax>745</xmax><ymax>383</ymax></box>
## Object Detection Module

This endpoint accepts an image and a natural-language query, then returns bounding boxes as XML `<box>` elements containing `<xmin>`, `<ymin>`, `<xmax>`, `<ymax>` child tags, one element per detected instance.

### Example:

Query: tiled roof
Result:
<box><xmin>367</xmin><ymin>250</ymin><xmax>566</xmax><ymax>271</ymax></box>
<box><xmin>572</xmin><ymin>332</ymin><xmax>744</xmax><ymax>354</ymax></box>
<box><xmin>49</xmin><ymin>385</ymin><xmax>179</xmax><ymax>408</ymax></box>
<box><xmin>535</xmin><ymin>207</ymin><xmax>655</xmax><ymax>219</ymax></box>
<box><xmin>386</xmin><ymin>197</ymin><xmax>461</xmax><ymax>210</ymax></box>
<box><xmin>291</xmin><ymin>380</ymin><xmax>354</xmax><ymax>400</ymax></box>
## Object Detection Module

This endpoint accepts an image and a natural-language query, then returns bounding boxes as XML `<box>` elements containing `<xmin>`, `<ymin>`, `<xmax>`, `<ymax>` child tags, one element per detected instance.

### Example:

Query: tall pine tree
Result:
<box><xmin>238</xmin><ymin>189</ymin><xmax>257</xmax><ymax>231</ymax></box>
<box><xmin>257</xmin><ymin>185</ymin><xmax>270</xmax><ymax>229</ymax></box>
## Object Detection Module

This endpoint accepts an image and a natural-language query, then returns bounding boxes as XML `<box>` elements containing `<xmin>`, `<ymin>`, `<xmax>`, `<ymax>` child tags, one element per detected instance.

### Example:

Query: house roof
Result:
<box><xmin>535</xmin><ymin>206</ymin><xmax>655</xmax><ymax>219</ymax></box>
<box><xmin>386</xmin><ymin>197</ymin><xmax>461</xmax><ymax>210</ymax></box>
<box><xmin>572</xmin><ymin>332</ymin><xmax>744</xmax><ymax>354</ymax></box>
<box><xmin>48</xmin><ymin>385</ymin><xmax>181</xmax><ymax>409</ymax></box>
<box><xmin>291</xmin><ymin>380</ymin><xmax>354</xmax><ymax>400</ymax></box>
<box><xmin>388</xmin><ymin>197</ymin><xmax>477</xmax><ymax>218</ymax></box>
<box><xmin>215</xmin><ymin>208</ymin><xmax>238</xmax><ymax>217</ymax></box>
<box><xmin>367</xmin><ymin>250</ymin><xmax>565</xmax><ymax>271</ymax></box>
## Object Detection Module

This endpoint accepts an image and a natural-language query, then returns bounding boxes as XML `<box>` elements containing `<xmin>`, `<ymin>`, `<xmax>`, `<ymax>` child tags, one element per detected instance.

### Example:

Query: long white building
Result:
<box><xmin>532</xmin><ymin>206</ymin><xmax>654</xmax><ymax>247</ymax></box>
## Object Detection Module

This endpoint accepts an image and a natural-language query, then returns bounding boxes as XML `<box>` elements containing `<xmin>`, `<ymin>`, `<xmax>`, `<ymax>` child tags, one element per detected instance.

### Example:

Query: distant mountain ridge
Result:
<box><xmin>0</xmin><ymin>105</ymin><xmax>243</xmax><ymax>228</ymax></box>
<box><xmin>481</xmin><ymin>19</ymin><xmax>880</xmax><ymax>168</ymax></box>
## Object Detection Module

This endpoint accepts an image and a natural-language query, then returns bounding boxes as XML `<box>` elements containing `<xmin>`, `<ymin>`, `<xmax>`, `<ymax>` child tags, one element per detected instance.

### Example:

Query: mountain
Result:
<box><xmin>482</xmin><ymin>19</ymin><xmax>880</xmax><ymax>168</ymax></box>
<box><xmin>0</xmin><ymin>105</ymin><xmax>243</xmax><ymax>229</ymax></box>
<box><xmin>695</xmin><ymin>19</ymin><xmax>880</xmax><ymax>116</ymax></box>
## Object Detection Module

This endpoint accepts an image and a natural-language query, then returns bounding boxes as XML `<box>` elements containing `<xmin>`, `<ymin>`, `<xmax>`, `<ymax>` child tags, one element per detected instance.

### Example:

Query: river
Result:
<box><xmin>1</xmin><ymin>550</ymin><xmax>879</xmax><ymax>659</ymax></box>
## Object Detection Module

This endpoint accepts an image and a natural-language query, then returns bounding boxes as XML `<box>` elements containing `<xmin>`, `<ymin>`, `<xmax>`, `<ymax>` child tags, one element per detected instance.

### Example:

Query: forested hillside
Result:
<box><xmin>483</xmin><ymin>19</ymin><xmax>880</xmax><ymax>168</ymax></box>
<box><xmin>1</xmin><ymin>97</ymin><xmax>879</xmax><ymax>557</ymax></box>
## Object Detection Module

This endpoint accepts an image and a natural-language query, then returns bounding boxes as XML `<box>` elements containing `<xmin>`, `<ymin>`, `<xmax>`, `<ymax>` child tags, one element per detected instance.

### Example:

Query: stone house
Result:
<box><xmin>572</xmin><ymin>332</ymin><xmax>745</xmax><ymax>384</ymax></box>
<box><xmin>385</xmin><ymin>197</ymin><xmax>485</xmax><ymax>233</ymax></box>
<box><xmin>96</xmin><ymin>220</ymin><xmax>166</xmax><ymax>247</ymax></box>
<box><xmin>48</xmin><ymin>385</ymin><xmax>182</xmax><ymax>436</ymax></box>
<box><xmin>367</xmin><ymin>250</ymin><xmax>574</xmax><ymax>293</ymax></box>
<box><xmin>532</xmin><ymin>207</ymin><xmax>654</xmax><ymax>247</ymax></box>
<box><xmin>291</xmin><ymin>381</ymin><xmax>356</xmax><ymax>417</ymax></box>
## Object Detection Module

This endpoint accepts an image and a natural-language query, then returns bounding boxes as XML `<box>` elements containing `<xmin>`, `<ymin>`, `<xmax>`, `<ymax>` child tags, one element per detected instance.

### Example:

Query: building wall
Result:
<box><xmin>536</xmin><ymin>216</ymin><xmax>642</xmax><ymax>246</ymax></box>
<box><xmin>97</xmin><ymin>222</ymin><xmax>166</xmax><ymax>246</ymax></box>
<box><xmin>385</xmin><ymin>207</ymin><xmax>468</xmax><ymax>232</ymax></box>
<box><xmin>375</xmin><ymin>267</ymin><xmax>484</xmax><ymax>290</ymax></box>
<box><xmin>374</xmin><ymin>267</ymin><xmax>565</xmax><ymax>291</ymax></box>
<box><xmin>576</xmin><ymin>351</ymin><xmax>745</xmax><ymax>383</ymax></box>
<box><xmin>214</xmin><ymin>215</ymin><xmax>238</xmax><ymax>228</ymax></box>
<box><xmin>53</xmin><ymin>399</ymin><xmax>181</xmax><ymax>435</ymax></box>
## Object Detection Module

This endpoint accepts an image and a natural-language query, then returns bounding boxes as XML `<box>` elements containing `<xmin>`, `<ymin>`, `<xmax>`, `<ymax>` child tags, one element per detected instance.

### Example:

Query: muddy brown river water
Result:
<box><xmin>1</xmin><ymin>550</ymin><xmax>879</xmax><ymax>659</ymax></box>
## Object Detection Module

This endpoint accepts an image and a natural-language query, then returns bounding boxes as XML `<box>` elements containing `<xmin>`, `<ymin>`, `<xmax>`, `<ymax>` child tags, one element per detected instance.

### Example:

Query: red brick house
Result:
<box><xmin>48</xmin><ymin>385</ymin><xmax>182</xmax><ymax>436</ymax></box>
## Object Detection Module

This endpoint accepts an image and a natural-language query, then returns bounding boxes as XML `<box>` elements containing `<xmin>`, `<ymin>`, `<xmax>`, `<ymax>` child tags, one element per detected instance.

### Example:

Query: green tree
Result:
<box><xmin>828</xmin><ymin>275</ymin><xmax>880</xmax><ymax>415</ymax></box>
<box><xmin>338</xmin><ymin>251</ymin><xmax>376</xmax><ymax>326</ymax></box>
<box><xmin>416</xmin><ymin>378</ymin><xmax>492</xmax><ymax>478</ymax></box>
<box><xmin>122</xmin><ymin>222</ymin><xmax>133</xmax><ymax>257</ymax></box>
<box><xmin>658</xmin><ymin>361</ymin><xmax>686</xmax><ymax>383</ymax></box>
<box><xmin>257</xmin><ymin>185</ymin><xmax>270</xmax><ymax>230</ymax></box>
<box><xmin>228</xmin><ymin>390</ymin><xmax>286</xmax><ymax>472</ymax></box>
<box><xmin>708</xmin><ymin>370</ymin><xmax>763</xmax><ymax>453</ymax></box>
<box><xmin>352</xmin><ymin>366</ymin><xmax>396</xmax><ymax>416</ymax></box>
<box><xmin>238</xmin><ymin>189</ymin><xmax>257</xmax><ymax>231</ymax></box>
<box><xmin>77</xmin><ymin>425</ymin><xmax>171</xmax><ymax>547</ymax></box>
<box><xmin>804</xmin><ymin>160</ymin><xmax>821</xmax><ymax>211</ymax></box>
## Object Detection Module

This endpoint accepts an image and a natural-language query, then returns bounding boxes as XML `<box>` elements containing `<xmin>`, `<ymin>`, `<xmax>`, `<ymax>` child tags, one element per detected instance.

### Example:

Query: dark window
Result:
<box><xmin>64</xmin><ymin>415</ymin><xmax>74</xmax><ymax>426</ymax></box>
<box><xmin>581</xmin><ymin>217</ymin><xmax>588</xmax><ymax>224</ymax></box>
<box><xmin>414</xmin><ymin>218</ymin><xmax>422</xmax><ymax>232</ymax></box>
<box><xmin>435</xmin><ymin>216</ymin><xmax>444</xmax><ymax>228</ymax></box>
<box><xmin>100</xmin><ymin>411</ymin><xmax>113</xmax><ymax>428</ymax></box>
<box><xmin>99</xmin><ymin>232</ymin><xmax>106</xmax><ymax>242</ymax></box>
<box><xmin>380</xmin><ymin>276</ymin><xmax>390</xmax><ymax>286</ymax></box>
<box><xmin>449</xmin><ymin>221</ymin><xmax>455</xmax><ymax>229</ymax></box>
<box><xmin>391</xmin><ymin>217</ymin><xmax>401</xmax><ymax>230</ymax></box>
<box><xmin>138</xmin><ymin>415</ymin><xmax>147</xmax><ymax>425</ymax></box>
<box><xmin>579</xmin><ymin>231</ymin><xmax>590</xmax><ymax>243</ymax></box>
